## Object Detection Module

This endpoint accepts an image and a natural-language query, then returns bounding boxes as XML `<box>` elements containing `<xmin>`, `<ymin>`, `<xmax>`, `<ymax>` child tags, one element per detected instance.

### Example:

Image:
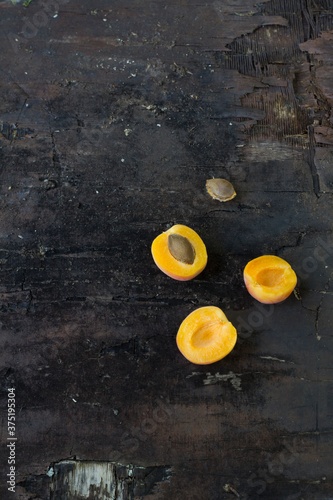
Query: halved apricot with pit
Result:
<box><xmin>176</xmin><ymin>306</ymin><xmax>237</xmax><ymax>364</ymax></box>
<box><xmin>244</xmin><ymin>255</ymin><xmax>297</xmax><ymax>304</ymax></box>
<box><xmin>151</xmin><ymin>224</ymin><xmax>207</xmax><ymax>281</ymax></box>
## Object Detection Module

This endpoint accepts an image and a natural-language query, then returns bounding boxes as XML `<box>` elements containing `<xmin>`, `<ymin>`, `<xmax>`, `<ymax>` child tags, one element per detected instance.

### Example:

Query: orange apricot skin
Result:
<box><xmin>176</xmin><ymin>306</ymin><xmax>237</xmax><ymax>365</ymax></box>
<box><xmin>244</xmin><ymin>255</ymin><xmax>297</xmax><ymax>304</ymax></box>
<box><xmin>151</xmin><ymin>225</ymin><xmax>207</xmax><ymax>281</ymax></box>
<box><xmin>152</xmin><ymin>262</ymin><xmax>204</xmax><ymax>281</ymax></box>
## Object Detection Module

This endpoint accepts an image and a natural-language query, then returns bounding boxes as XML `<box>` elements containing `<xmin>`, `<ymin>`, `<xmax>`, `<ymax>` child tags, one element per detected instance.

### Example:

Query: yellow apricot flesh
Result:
<box><xmin>176</xmin><ymin>306</ymin><xmax>237</xmax><ymax>364</ymax></box>
<box><xmin>244</xmin><ymin>255</ymin><xmax>297</xmax><ymax>304</ymax></box>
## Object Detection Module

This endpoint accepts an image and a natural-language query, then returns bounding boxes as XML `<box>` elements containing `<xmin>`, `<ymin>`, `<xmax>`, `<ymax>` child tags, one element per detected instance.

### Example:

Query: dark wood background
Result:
<box><xmin>1</xmin><ymin>0</ymin><xmax>333</xmax><ymax>498</ymax></box>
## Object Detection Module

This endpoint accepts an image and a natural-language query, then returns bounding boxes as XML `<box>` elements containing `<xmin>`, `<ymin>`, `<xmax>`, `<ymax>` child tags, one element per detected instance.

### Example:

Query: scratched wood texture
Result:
<box><xmin>0</xmin><ymin>0</ymin><xmax>333</xmax><ymax>499</ymax></box>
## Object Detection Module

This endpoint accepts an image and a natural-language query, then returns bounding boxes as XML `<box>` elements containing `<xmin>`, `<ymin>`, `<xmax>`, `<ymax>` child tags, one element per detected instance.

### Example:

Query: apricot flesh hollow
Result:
<box><xmin>244</xmin><ymin>255</ymin><xmax>297</xmax><ymax>304</ymax></box>
<box><xmin>176</xmin><ymin>306</ymin><xmax>237</xmax><ymax>364</ymax></box>
<box><xmin>151</xmin><ymin>225</ymin><xmax>207</xmax><ymax>281</ymax></box>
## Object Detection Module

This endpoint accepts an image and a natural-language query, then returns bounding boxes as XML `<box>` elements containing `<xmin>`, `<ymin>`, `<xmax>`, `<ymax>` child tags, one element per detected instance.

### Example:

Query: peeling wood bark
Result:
<box><xmin>0</xmin><ymin>0</ymin><xmax>333</xmax><ymax>499</ymax></box>
<box><xmin>18</xmin><ymin>460</ymin><xmax>171</xmax><ymax>500</ymax></box>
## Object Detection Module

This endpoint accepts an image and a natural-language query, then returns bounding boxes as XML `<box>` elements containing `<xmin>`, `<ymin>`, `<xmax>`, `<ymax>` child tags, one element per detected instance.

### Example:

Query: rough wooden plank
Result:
<box><xmin>0</xmin><ymin>0</ymin><xmax>333</xmax><ymax>499</ymax></box>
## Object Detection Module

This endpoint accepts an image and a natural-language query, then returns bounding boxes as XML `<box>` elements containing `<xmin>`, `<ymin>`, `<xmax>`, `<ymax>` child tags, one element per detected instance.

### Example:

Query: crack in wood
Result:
<box><xmin>307</xmin><ymin>124</ymin><xmax>321</xmax><ymax>197</ymax></box>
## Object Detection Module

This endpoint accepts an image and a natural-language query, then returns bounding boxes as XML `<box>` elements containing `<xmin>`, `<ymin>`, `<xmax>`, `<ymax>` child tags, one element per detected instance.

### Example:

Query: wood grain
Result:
<box><xmin>0</xmin><ymin>0</ymin><xmax>332</xmax><ymax>498</ymax></box>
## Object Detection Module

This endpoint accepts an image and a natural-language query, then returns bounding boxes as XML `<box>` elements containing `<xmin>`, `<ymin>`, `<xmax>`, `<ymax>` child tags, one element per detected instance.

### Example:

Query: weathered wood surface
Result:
<box><xmin>0</xmin><ymin>0</ymin><xmax>333</xmax><ymax>498</ymax></box>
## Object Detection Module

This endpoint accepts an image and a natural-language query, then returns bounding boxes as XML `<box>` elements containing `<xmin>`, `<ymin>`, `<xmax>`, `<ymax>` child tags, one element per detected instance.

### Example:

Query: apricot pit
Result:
<box><xmin>151</xmin><ymin>224</ymin><xmax>207</xmax><ymax>281</ymax></box>
<box><xmin>206</xmin><ymin>178</ymin><xmax>236</xmax><ymax>202</ymax></box>
<box><xmin>244</xmin><ymin>255</ymin><xmax>297</xmax><ymax>304</ymax></box>
<box><xmin>176</xmin><ymin>306</ymin><xmax>237</xmax><ymax>364</ymax></box>
<box><xmin>168</xmin><ymin>233</ymin><xmax>195</xmax><ymax>265</ymax></box>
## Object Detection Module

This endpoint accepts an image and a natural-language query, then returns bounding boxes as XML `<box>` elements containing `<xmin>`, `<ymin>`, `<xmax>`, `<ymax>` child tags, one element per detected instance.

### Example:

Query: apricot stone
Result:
<box><xmin>206</xmin><ymin>178</ymin><xmax>236</xmax><ymax>202</ymax></box>
<box><xmin>244</xmin><ymin>255</ymin><xmax>297</xmax><ymax>304</ymax></box>
<box><xmin>176</xmin><ymin>306</ymin><xmax>237</xmax><ymax>364</ymax></box>
<box><xmin>151</xmin><ymin>224</ymin><xmax>207</xmax><ymax>281</ymax></box>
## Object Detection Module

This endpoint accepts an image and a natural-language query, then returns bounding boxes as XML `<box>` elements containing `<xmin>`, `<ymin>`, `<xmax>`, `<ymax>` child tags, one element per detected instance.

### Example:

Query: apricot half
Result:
<box><xmin>176</xmin><ymin>306</ymin><xmax>237</xmax><ymax>364</ymax></box>
<box><xmin>244</xmin><ymin>255</ymin><xmax>297</xmax><ymax>304</ymax></box>
<box><xmin>151</xmin><ymin>224</ymin><xmax>207</xmax><ymax>281</ymax></box>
